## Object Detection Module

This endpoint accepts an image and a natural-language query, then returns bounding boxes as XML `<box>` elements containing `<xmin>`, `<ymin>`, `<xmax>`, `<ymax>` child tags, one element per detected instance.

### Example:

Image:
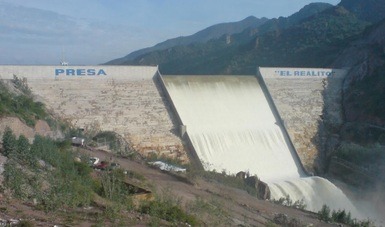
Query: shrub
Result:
<box><xmin>187</xmin><ymin>196</ymin><xmax>229</xmax><ymax>226</ymax></box>
<box><xmin>317</xmin><ymin>205</ymin><xmax>374</xmax><ymax>226</ymax></box>
<box><xmin>2</xmin><ymin>127</ymin><xmax>17</xmax><ymax>157</ymax></box>
<box><xmin>273</xmin><ymin>195</ymin><xmax>306</xmax><ymax>210</ymax></box>
<box><xmin>318</xmin><ymin>204</ymin><xmax>331</xmax><ymax>222</ymax></box>
<box><xmin>140</xmin><ymin>189</ymin><xmax>198</xmax><ymax>226</ymax></box>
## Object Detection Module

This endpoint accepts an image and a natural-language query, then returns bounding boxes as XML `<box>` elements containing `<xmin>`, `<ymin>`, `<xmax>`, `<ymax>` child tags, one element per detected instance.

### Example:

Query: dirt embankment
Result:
<box><xmin>0</xmin><ymin>145</ymin><xmax>339</xmax><ymax>226</ymax></box>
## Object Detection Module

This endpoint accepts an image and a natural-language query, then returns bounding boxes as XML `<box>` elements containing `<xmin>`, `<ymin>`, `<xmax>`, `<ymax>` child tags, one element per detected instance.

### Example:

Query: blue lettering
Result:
<box><xmin>55</xmin><ymin>69</ymin><xmax>64</xmax><ymax>76</ymax></box>
<box><xmin>55</xmin><ymin>68</ymin><xmax>107</xmax><ymax>76</ymax></box>
<box><xmin>97</xmin><ymin>69</ymin><xmax>107</xmax><ymax>76</ymax></box>
<box><xmin>294</xmin><ymin>71</ymin><xmax>300</xmax><ymax>76</ymax></box>
<box><xmin>87</xmin><ymin>69</ymin><xmax>96</xmax><ymax>75</ymax></box>
<box><xmin>66</xmin><ymin>69</ymin><xmax>75</xmax><ymax>76</ymax></box>
<box><xmin>77</xmin><ymin>69</ymin><xmax>86</xmax><ymax>76</ymax></box>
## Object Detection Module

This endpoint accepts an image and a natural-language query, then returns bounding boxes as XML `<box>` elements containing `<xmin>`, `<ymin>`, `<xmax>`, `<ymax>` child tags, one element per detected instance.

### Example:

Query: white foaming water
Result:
<box><xmin>163</xmin><ymin>75</ymin><xmax>359</xmax><ymax>215</ymax></box>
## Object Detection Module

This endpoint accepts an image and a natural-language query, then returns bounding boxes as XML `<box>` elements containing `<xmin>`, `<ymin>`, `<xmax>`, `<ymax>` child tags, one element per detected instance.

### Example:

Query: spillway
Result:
<box><xmin>163</xmin><ymin>75</ymin><xmax>359</xmax><ymax>215</ymax></box>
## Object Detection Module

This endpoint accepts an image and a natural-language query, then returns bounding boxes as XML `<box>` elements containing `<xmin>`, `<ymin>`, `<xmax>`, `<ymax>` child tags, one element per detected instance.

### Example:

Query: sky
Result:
<box><xmin>0</xmin><ymin>0</ymin><xmax>340</xmax><ymax>65</ymax></box>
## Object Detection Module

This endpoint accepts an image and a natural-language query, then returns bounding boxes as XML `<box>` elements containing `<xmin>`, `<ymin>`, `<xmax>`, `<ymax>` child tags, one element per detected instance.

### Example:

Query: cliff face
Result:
<box><xmin>333</xmin><ymin>20</ymin><xmax>385</xmax><ymax>87</ymax></box>
<box><xmin>328</xmin><ymin>20</ymin><xmax>385</xmax><ymax>188</ymax></box>
<box><xmin>333</xmin><ymin>20</ymin><xmax>385</xmax><ymax>126</ymax></box>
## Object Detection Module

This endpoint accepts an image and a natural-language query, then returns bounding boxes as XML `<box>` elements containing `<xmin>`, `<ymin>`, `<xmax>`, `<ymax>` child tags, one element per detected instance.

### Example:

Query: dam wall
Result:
<box><xmin>259</xmin><ymin>67</ymin><xmax>347</xmax><ymax>172</ymax></box>
<box><xmin>0</xmin><ymin>65</ymin><xmax>187</xmax><ymax>161</ymax></box>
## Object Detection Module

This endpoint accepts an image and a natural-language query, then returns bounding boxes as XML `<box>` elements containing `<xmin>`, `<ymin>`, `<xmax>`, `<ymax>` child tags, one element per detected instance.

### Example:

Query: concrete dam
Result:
<box><xmin>0</xmin><ymin>65</ymin><xmax>359</xmax><ymax>216</ymax></box>
<box><xmin>162</xmin><ymin>71</ymin><xmax>358</xmax><ymax>215</ymax></box>
<box><xmin>0</xmin><ymin>66</ymin><xmax>188</xmax><ymax>162</ymax></box>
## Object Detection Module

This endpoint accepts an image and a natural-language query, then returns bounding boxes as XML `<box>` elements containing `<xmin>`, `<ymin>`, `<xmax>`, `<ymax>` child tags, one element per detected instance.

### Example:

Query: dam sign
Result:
<box><xmin>259</xmin><ymin>67</ymin><xmax>347</xmax><ymax>79</ymax></box>
<box><xmin>275</xmin><ymin>69</ymin><xmax>334</xmax><ymax>77</ymax></box>
<box><xmin>55</xmin><ymin>68</ymin><xmax>107</xmax><ymax>76</ymax></box>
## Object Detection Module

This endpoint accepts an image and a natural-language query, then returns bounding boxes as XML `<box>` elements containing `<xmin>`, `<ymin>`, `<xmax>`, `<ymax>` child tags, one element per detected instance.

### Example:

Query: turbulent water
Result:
<box><xmin>163</xmin><ymin>75</ymin><xmax>361</xmax><ymax>215</ymax></box>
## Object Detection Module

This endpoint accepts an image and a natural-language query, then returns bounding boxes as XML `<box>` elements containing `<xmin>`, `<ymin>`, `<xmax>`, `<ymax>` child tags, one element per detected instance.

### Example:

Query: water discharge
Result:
<box><xmin>163</xmin><ymin>75</ymin><xmax>360</xmax><ymax>215</ymax></box>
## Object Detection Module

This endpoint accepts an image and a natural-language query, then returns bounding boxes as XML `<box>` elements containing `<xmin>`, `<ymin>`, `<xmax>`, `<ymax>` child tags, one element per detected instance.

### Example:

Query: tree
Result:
<box><xmin>17</xmin><ymin>134</ymin><xmax>31</xmax><ymax>162</ymax></box>
<box><xmin>2</xmin><ymin>127</ymin><xmax>17</xmax><ymax>157</ymax></box>
<box><xmin>318</xmin><ymin>204</ymin><xmax>331</xmax><ymax>222</ymax></box>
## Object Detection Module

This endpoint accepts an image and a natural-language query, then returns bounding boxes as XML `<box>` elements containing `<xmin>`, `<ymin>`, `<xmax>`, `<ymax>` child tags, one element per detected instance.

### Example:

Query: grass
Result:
<box><xmin>187</xmin><ymin>168</ymin><xmax>258</xmax><ymax>196</ymax></box>
<box><xmin>187</xmin><ymin>196</ymin><xmax>230</xmax><ymax>226</ymax></box>
<box><xmin>139</xmin><ymin>188</ymin><xmax>199</xmax><ymax>226</ymax></box>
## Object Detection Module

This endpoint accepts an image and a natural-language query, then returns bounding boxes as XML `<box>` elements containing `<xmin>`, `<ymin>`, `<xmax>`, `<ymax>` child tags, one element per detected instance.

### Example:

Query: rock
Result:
<box><xmin>245</xmin><ymin>176</ymin><xmax>271</xmax><ymax>200</ymax></box>
<box><xmin>256</xmin><ymin>181</ymin><xmax>271</xmax><ymax>200</ymax></box>
<box><xmin>236</xmin><ymin>171</ymin><xmax>246</xmax><ymax>179</ymax></box>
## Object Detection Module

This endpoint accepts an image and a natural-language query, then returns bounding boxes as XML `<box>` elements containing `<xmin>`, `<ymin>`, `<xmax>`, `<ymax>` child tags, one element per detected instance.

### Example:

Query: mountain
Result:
<box><xmin>255</xmin><ymin>2</ymin><xmax>335</xmax><ymax>34</ymax></box>
<box><xmin>106</xmin><ymin>16</ymin><xmax>268</xmax><ymax>65</ymax></box>
<box><xmin>108</xmin><ymin>2</ymin><xmax>338</xmax><ymax>74</ymax></box>
<box><xmin>107</xmin><ymin>1</ymin><xmax>385</xmax><ymax>75</ymax></box>
<box><xmin>228</xmin><ymin>5</ymin><xmax>370</xmax><ymax>72</ymax></box>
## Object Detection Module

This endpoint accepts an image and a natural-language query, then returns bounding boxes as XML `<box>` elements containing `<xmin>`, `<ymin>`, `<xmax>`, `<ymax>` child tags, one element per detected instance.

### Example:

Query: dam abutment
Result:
<box><xmin>259</xmin><ymin>67</ymin><xmax>348</xmax><ymax>173</ymax></box>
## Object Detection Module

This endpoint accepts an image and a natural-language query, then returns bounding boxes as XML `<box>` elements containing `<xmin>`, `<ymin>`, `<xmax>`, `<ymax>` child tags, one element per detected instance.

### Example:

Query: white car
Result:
<box><xmin>89</xmin><ymin>157</ymin><xmax>100</xmax><ymax>166</ymax></box>
<box><xmin>148</xmin><ymin>161</ymin><xmax>186</xmax><ymax>173</ymax></box>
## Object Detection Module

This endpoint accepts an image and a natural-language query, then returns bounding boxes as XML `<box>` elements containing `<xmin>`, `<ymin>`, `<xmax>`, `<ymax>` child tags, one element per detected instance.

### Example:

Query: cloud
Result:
<box><xmin>0</xmin><ymin>2</ymin><xmax>152</xmax><ymax>64</ymax></box>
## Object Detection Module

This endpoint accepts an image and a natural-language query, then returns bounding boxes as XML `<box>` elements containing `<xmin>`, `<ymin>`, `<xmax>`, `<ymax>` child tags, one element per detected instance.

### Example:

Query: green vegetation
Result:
<box><xmin>318</xmin><ymin>204</ymin><xmax>374</xmax><ymax>227</ymax></box>
<box><xmin>121</xmin><ymin>5</ymin><xmax>371</xmax><ymax>75</ymax></box>
<box><xmin>2</xmin><ymin>129</ymin><xmax>94</xmax><ymax>209</ymax></box>
<box><xmin>187</xmin><ymin>196</ymin><xmax>230</xmax><ymax>226</ymax></box>
<box><xmin>187</xmin><ymin>168</ymin><xmax>258</xmax><ymax>196</ymax></box>
<box><xmin>1</xmin><ymin>128</ymin><xmax>200</xmax><ymax>225</ymax></box>
<box><xmin>0</xmin><ymin>78</ymin><xmax>47</xmax><ymax>126</ymax></box>
<box><xmin>272</xmin><ymin>195</ymin><xmax>306</xmax><ymax>210</ymax></box>
<box><xmin>140</xmin><ymin>188</ymin><xmax>198</xmax><ymax>226</ymax></box>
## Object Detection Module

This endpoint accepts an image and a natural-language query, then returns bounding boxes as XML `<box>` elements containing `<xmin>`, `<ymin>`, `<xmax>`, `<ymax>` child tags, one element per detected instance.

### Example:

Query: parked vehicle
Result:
<box><xmin>88</xmin><ymin>157</ymin><xmax>100</xmax><ymax>166</ymax></box>
<box><xmin>71</xmin><ymin>137</ymin><xmax>85</xmax><ymax>146</ymax></box>
<box><xmin>148</xmin><ymin>161</ymin><xmax>186</xmax><ymax>173</ymax></box>
<box><xmin>94</xmin><ymin>161</ymin><xmax>109</xmax><ymax>170</ymax></box>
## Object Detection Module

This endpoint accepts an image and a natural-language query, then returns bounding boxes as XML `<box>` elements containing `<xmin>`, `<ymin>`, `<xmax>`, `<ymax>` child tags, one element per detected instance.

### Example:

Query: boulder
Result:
<box><xmin>245</xmin><ymin>176</ymin><xmax>271</xmax><ymax>200</ymax></box>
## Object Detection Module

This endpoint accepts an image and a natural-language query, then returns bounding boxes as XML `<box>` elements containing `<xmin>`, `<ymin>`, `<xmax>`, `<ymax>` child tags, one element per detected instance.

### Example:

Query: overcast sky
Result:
<box><xmin>0</xmin><ymin>0</ymin><xmax>340</xmax><ymax>65</ymax></box>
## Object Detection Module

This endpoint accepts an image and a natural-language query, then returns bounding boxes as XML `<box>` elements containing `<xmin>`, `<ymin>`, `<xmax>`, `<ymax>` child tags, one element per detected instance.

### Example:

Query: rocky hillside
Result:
<box><xmin>106</xmin><ymin>2</ymin><xmax>335</xmax><ymax>73</ymax></box>
<box><xmin>332</xmin><ymin>18</ymin><xmax>385</xmax><ymax>131</ymax></box>
<box><xmin>323</xmin><ymin>19</ymin><xmax>385</xmax><ymax>189</ymax></box>
<box><xmin>339</xmin><ymin>0</ymin><xmax>385</xmax><ymax>23</ymax></box>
